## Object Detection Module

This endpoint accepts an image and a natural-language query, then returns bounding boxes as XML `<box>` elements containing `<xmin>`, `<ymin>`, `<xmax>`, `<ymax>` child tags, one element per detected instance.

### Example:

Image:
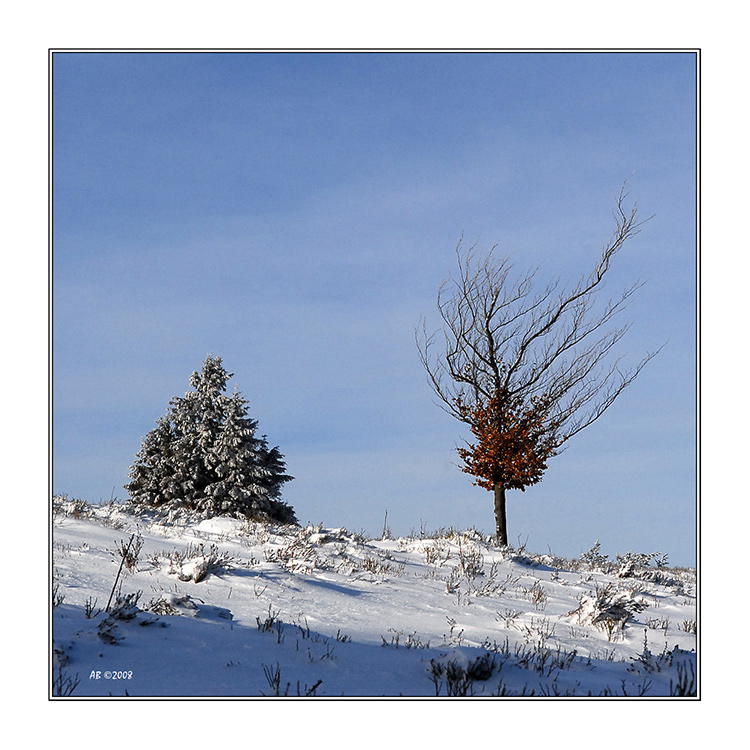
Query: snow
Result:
<box><xmin>51</xmin><ymin>500</ymin><xmax>697</xmax><ymax>698</ymax></box>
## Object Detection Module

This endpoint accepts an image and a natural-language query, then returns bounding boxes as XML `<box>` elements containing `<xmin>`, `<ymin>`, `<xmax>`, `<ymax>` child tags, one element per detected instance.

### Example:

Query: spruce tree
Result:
<box><xmin>125</xmin><ymin>355</ymin><xmax>295</xmax><ymax>523</ymax></box>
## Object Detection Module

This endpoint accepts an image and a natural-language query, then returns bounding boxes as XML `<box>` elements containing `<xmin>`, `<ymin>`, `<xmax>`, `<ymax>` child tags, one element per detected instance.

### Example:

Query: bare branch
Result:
<box><xmin>416</xmin><ymin>186</ymin><xmax>658</xmax><ymax>446</ymax></box>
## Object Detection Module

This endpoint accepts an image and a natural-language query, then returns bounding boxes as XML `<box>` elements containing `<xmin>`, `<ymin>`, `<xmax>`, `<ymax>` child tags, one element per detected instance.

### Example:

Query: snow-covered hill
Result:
<box><xmin>51</xmin><ymin>497</ymin><xmax>697</xmax><ymax>698</ymax></box>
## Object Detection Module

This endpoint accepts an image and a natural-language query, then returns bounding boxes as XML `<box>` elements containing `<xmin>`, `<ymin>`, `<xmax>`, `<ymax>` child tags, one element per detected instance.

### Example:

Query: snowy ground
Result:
<box><xmin>51</xmin><ymin>498</ymin><xmax>697</xmax><ymax>698</ymax></box>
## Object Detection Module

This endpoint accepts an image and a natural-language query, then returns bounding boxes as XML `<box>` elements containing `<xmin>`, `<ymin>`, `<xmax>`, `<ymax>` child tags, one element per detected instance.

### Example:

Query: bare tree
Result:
<box><xmin>417</xmin><ymin>187</ymin><xmax>660</xmax><ymax>545</ymax></box>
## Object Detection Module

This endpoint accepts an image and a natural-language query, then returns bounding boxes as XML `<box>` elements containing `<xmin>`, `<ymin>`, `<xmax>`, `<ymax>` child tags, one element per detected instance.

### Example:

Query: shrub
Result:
<box><xmin>568</xmin><ymin>582</ymin><xmax>647</xmax><ymax>640</ymax></box>
<box><xmin>51</xmin><ymin>666</ymin><xmax>80</xmax><ymax>697</ymax></box>
<box><xmin>160</xmin><ymin>542</ymin><xmax>235</xmax><ymax>582</ymax></box>
<box><xmin>428</xmin><ymin>653</ymin><xmax>497</xmax><ymax>696</ymax></box>
<box><xmin>578</xmin><ymin>540</ymin><xmax>610</xmax><ymax>571</ymax></box>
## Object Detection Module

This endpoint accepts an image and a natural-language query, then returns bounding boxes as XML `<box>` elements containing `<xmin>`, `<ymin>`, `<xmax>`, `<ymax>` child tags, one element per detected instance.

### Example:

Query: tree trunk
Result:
<box><xmin>493</xmin><ymin>484</ymin><xmax>508</xmax><ymax>546</ymax></box>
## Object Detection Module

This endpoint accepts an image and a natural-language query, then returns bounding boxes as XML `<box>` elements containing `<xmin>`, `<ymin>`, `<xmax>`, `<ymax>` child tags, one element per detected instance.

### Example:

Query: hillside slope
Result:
<box><xmin>51</xmin><ymin>499</ymin><xmax>697</xmax><ymax>698</ymax></box>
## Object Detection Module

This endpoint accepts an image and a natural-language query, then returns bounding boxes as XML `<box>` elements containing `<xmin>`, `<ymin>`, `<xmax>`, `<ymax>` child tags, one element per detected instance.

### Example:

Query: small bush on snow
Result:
<box><xmin>146</xmin><ymin>593</ymin><xmax>200</xmax><ymax>616</ymax></box>
<box><xmin>96</xmin><ymin>592</ymin><xmax>159</xmax><ymax>643</ymax></box>
<box><xmin>110</xmin><ymin>533</ymin><xmax>144</xmax><ymax>573</ymax></box>
<box><xmin>53</xmin><ymin>494</ymin><xmax>93</xmax><ymax>520</ymax></box>
<box><xmin>156</xmin><ymin>542</ymin><xmax>235</xmax><ymax>582</ymax></box>
<box><xmin>52</xmin><ymin>665</ymin><xmax>80</xmax><ymax>697</ymax></box>
<box><xmin>567</xmin><ymin>582</ymin><xmax>647</xmax><ymax>640</ymax></box>
<box><xmin>577</xmin><ymin>540</ymin><xmax>610</xmax><ymax>571</ymax></box>
<box><xmin>428</xmin><ymin>652</ymin><xmax>497</xmax><ymax>696</ymax></box>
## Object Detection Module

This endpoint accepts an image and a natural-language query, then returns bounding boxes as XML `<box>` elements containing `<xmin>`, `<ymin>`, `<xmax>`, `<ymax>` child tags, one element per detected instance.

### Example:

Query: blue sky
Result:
<box><xmin>52</xmin><ymin>51</ymin><xmax>697</xmax><ymax>565</ymax></box>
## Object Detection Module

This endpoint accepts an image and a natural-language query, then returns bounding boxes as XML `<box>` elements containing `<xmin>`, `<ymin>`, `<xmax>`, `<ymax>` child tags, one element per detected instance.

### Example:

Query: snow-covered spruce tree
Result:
<box><xmin>124</xmin><ymin>355</ymin><xmax>295</xmax><ymax>524</ymax></box>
